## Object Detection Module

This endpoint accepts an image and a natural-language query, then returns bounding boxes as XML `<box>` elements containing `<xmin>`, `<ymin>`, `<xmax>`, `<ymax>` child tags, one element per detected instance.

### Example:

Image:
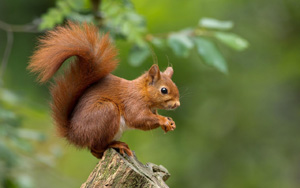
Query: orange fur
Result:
<box><xmin>28</xmin><ymin>21</ymin><xmax>180</xmax><ymax>158</ymax></box>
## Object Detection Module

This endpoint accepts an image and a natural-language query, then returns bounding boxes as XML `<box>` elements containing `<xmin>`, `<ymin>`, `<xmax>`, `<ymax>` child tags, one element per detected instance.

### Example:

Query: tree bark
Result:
<box><xmin>81</xmin><ymin>148</ymin><xmax>170</xmax><ymax>188</ymax></box>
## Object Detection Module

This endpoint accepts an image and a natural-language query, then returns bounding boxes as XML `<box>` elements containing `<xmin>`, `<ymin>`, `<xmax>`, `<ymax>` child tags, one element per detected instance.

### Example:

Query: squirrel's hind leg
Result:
<box><xmin>70</xmin><ymin>99</ymin><xmax>121</xmax><ymax>158</ymax></box>
<box><xmin>108</xmin><ymin>141</ymin><xmax>133</xmax><ymax>156</ymax></box>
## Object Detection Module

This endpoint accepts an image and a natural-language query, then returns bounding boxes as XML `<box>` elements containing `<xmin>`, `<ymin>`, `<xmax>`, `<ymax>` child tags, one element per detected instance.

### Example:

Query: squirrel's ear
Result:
<box><xmin>163</xmin><ymin>67</ymin><xmax>173</xmax><ymax>78</ymax></box>
<box><xmin>148</xmin><ymin>64</ymin><xmax>161</xmax><ymax>84</ymax></box>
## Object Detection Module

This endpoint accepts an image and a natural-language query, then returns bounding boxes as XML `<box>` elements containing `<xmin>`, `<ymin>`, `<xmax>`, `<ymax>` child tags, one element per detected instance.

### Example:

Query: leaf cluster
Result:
<box><xmin>0</xmin><ymin>88</ymin><xmax>58</xmax><ymax>188</ymax></box>
<box><xmin>38</xmin><ymin>0</ymin><xmax>248</xmax><ymax>73</ymax></box>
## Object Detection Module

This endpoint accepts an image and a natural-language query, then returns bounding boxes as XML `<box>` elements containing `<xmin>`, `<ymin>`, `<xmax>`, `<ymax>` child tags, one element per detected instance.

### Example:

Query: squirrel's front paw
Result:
<box><xmin>161</xmin><ymin>117</ymin><xmax>176</xmax><ymax>133</ymax></box>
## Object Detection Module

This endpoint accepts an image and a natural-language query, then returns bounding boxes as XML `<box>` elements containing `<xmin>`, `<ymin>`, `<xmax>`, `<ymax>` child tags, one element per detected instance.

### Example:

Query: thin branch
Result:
<box><xmin>145</xmin><ymin>28</ymin><xmax>212</xmax><ymax>42</ymax></box>
<box><xmin>0</xmin><ymin>20</ymin><xmax>42</xmax><ymax>79</ymax></box>
<box><xmin>0</xmin><ymin>19</ymin><xmax>41</xmax><ymax>33</ymax></box>
<box><xmin>0</xmin><ymin>28</ymin><xmax>13</xmax><ymax>79</ymax></box>
<box><xmin>91</xmin><ymin>0</ymin><xmax>103</xmax><ymax>26</ymax></box>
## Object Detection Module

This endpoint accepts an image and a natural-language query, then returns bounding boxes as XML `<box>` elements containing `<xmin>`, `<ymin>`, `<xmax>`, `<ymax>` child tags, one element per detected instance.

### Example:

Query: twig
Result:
<box><xmin>91</xmin><ymin>0</ymin><xmax>103</xmax><ymax>26</ymax></box>
<box><xmin>0</xmin><ymin>27</ymin><xmax>13</xmax><ymax>79</ymax></box>
<box><xmin>145</xmin><ymin>28</ymin><xmax>212</xmax><ymax>42</ymax></box>
<box><xmin>0</xmin><ymin>20</ymin><xmax>41</xmax><ymax>79</ymax></box>
<box><xmin>0</xmin><ymin>20</ymin><xmax>41</xmax><ymax>33</ymax></box>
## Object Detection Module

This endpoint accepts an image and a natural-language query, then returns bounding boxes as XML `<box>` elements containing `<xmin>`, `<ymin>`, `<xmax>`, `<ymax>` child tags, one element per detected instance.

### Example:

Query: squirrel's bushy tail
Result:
<box><xmin>28</xmin><ymin>21</ymin><xmax>118</xmax><ymax>137</ymax></box>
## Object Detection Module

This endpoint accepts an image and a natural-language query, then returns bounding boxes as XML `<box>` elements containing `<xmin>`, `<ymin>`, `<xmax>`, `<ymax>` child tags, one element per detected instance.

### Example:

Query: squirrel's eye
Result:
<box><xmin>161</xmin><ymin>87</ymin><xmax>168</xmax><ymax>94</ymax></box>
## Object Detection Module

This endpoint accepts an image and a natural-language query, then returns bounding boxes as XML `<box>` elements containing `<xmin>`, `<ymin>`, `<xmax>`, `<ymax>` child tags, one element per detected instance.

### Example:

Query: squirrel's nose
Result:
<box><xmin>172</xmin><ymin>101</ymin><xmax>180</xmax><ymax>109</ymax></box>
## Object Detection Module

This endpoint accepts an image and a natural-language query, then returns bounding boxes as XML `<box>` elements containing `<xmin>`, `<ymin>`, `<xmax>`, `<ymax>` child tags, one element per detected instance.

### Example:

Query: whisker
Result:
<box><xmin>178</xmin><ymin>87</ymin><xmax>192</xmax><ymax>99</ymax></box>
<box><xmin>166</xmin><ymin>55</ymin><xmax>173</xmax><ymax>68</ymax></box>
<box><xmin>150</xmin><ymin>46</ymin><xmax>158</xmax><ymax>65</ymax></box>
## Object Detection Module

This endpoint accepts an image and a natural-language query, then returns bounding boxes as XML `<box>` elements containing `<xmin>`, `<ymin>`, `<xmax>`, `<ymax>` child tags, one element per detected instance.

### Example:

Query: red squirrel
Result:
<box><xmin>28</xmin><ymin>21</ymin><xmax>180</xmax><ymax>158</ymax></box>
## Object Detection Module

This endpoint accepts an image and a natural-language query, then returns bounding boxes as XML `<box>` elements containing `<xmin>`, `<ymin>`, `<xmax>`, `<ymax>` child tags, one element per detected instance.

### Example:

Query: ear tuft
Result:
<box><xmin>148</xmin><ymin>64</ymin><xmax>161</xmax><ymax>84</ymax></box>
<box><xmin>163</xmin><ymin>67</ymin><xmax>174</xmax><ymax>78</ymax></box>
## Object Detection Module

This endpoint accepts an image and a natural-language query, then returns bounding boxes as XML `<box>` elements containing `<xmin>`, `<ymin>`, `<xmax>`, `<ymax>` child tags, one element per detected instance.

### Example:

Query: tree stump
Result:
<box><xmin>81</xmin><ymin>148</ymin><xmax>170</xmax><ymax>188</ymax></box>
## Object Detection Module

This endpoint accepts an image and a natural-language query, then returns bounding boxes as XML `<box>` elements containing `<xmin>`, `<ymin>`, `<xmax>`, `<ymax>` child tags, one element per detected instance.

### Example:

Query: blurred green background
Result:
<box><xmin>1</xmin><ymin>0</ymin><xmax>300</xmax><ymax>187</ymax></box>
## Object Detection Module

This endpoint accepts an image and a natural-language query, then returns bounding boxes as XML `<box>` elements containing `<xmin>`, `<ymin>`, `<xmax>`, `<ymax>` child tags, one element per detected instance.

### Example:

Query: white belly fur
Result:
<box><xmin>113</xmin><ymin>116</ymin><xmax>132</xmax><ymax>141</ymax></box>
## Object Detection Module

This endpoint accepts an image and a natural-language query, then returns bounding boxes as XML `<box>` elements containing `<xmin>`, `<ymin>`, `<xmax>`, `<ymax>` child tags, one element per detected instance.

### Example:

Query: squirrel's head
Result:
<box><xmin>145</xmin><ymin>64</ymin><xmax>180</xmax><ymax>110</ymax></box>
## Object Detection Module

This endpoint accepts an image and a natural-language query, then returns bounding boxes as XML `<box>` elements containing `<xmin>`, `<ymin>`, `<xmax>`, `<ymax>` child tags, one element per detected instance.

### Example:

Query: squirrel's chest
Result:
<box><xmin>113</xmin><ymin>116</ymin><xmax>132</xmax><ymax>141</ymax></box>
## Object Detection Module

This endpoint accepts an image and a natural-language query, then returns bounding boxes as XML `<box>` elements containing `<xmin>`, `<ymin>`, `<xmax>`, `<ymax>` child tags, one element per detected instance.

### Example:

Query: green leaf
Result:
<box><xmin>214</xmin><ymin>31</ymin><xmax>249</xmax><ymax>51</ymax></box>
<box><xmin>0</xmin><ymin>142</ymin><xmax>17</xmax><ymax>166</ymax></box>
<box><xmin>57</xmin><ymin>1</ymin><xmax>71</xmax><ymax>14</ymax></box>
<box><xmin>49</xmin><ymin>8</ymin><xmax>64</xmax><ymax>24</ymax></box>
<box><xmin>0</xmin><ymin>89</ymin><xmax>19</xmax><ymax>105</ymax></box>
<box><xmin>150</xmin><ymin>37</ymin><xmax>166</xmax><ymax>49</ymax></box>
<box><xmin>82</xmin><ymin>0</ymin><xmax>92</xmax><ymax>10</ymax></box>
<box><xmin>125</xmin><ymin>12</ymin><xmax>145</xmax><ymax>25</ymax></box>
<box><xmin>38</xmin><ymin>0</ymin><xmax>73</xmax><ymax>30</ymax></box>
<box><xmin>67</xmin><ymin>12</ymin><xmax>94</xmax><ymax>23</ymax></box>
<box><xmin>67</xmin><ymin>0</ymin><xmax>86</xmax><ymax>11</ymax></box>
<box><xmin>193</xmin><ymin>37</ymin><xmax>228</xmax><ymax>73</ymax></box>
<box><xmin>128</xmin><ymin>45</ymin><xmax>151</xmax><ymax>66</ymax></box>
<box><xmin>167</xmin><ymin>33</ymin><xmax>194</xmax><ymax>57</ymax></box>
<box><xmin>17</xmin><ymin>175</ymin><xmax>33</xmax><ymax>188</ymax></box>
<box><xmin>39</xmin><ymin>8</ymin><xmax>64</xmax><ymax>30</ymax></box>
<box><xmin>11</xmin><ymin>137</ymin><xmax>32</xmax><ymax>152</ymax></box>
<box><xmin>199</xmin><ymin>18</ymin><xmax>233</xmax><ymax>30</ymax></box>
<box><xmin>17</xmin><ymin>129</ymin><xmax>46</xmax><ymax>141</ymax></box>
<box><xmin>0</xmin><ymin>109</ymin><xmax>16</xmax><ymax>120</ymax></box>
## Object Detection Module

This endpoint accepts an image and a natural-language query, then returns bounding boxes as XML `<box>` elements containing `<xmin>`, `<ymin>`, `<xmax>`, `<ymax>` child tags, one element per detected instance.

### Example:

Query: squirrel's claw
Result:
<box><xmin>108</xmin><ymin>141</ymin><xmax>133</xmax><ymax>157</ymax></box>
<box><xmin>161</xmin><ymin>117</ymin><xmax>176</xmax><ymax>133</ymax></box>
